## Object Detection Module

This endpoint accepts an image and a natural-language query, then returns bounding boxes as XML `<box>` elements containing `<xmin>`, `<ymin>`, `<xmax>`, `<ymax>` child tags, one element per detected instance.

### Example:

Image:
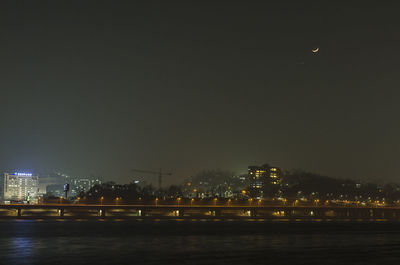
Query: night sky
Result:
<box><xmin>1</xmin><ymin>1</ymin><xmax>400</xmax><ymax>184</ymax></box>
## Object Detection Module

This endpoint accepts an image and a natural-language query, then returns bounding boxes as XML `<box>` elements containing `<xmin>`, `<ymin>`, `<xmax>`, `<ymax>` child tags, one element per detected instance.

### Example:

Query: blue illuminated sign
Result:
<box><xmin>13</xmin><ymin>172</ymin><xmax>33</xmax><ymax>177</ymax></box>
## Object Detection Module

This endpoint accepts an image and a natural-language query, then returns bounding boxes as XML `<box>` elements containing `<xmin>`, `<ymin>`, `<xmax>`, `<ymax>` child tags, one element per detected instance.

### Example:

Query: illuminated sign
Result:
<box><xmin>13</xmin><ymin>172</ymin><xmax>33</xmax><ymax>177</ymax></box>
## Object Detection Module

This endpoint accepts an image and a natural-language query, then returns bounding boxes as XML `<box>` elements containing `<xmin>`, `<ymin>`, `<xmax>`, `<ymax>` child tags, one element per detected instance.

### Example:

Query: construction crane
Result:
<box><xmin>131</xmin><ymin>168</ymin><xmax>172</xmax><ymax>190</ymax></box>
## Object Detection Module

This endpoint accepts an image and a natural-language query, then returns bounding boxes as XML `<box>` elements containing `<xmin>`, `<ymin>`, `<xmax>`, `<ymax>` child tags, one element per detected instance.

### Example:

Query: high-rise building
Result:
<box><xmin>248</xmin><ymin>164</ymin><xmax>281</xmax><ymax>198</ymax></box>
<box><xmin>70</xmin><ymin>177</ymin><xmax>102</xmax><ymax>196</ymax></box>
<box><xmin>2</xmin><ymin>172</ymin><xmax>39</xmax><ymax>202</ymax></box>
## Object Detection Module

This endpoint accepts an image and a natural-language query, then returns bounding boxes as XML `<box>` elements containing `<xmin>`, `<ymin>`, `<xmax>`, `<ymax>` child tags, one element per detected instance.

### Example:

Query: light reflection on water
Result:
<box><xmin>0</xmin><ymin>220</ymin><xmax>400</xmax><ymax>265</ymax></box>
<box><xmin>10</xmin><ymin>237</ymin><xmax>34</xmax><ymax>264</ymax></box>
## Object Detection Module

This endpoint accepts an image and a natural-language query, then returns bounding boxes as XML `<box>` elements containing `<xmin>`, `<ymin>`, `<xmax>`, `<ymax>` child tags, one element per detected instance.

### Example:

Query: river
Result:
<box><xmin>1</xmin><ymin>219</ymin><xmax>400</xmax><ymax>264</ymax></box>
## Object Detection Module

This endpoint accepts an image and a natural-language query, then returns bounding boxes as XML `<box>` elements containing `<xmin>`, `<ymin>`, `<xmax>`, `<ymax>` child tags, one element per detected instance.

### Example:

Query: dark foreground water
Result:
<box><xmin>1</xmin><ymin>219</ymin><xmax>400</xmax><ymax>265</ymax></box>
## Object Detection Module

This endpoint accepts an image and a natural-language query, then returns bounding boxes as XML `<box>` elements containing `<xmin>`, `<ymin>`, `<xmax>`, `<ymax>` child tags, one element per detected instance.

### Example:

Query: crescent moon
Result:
<box><xmin>312</xmin><ymin>48</ymin><xmax>319</xmax><ymax>53</ymax></box>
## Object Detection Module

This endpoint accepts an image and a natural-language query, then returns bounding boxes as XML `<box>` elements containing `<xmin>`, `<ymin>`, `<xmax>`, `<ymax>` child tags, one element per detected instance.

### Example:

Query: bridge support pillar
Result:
<box><xmin>374</xmin><ymin>209</ymin><xmax>385</xmax><ymax>218</ymax></box>
<box><xmin>314</xmin><ymin>209</ymin><xmax>322</xmax><ymax>218</ymax></box>
<box><xmin>99</xmin><ymin>209</ymin><xmax>105</xmax><ymax>217</ymax></box>
<box><xmin>286</xmin><ymin>210</ymin><xmax>295</xmax><ymax>217</ymax></box>
<box><xmin>212</xmin><ymin>210</ymin><xmax>221</xmax><ymax>217</ymax></box>
<box><xmin>178</xmin><ymin>210</ymin><xmax>184</xmax><ymax>217</ymax></box>
<box><xmin>390</xmin><ymin>210</ymin><xmax>395</xmax><ymax>219</ymax></box>
<box><xmin>251</xmin><ymin>209</ymin><xmax>258</xmax><ymax>218</ymax></box>
<box><xmin>17</xmin><ymin>208</ymin><xmax>21</xmax><ymax>217</ymax></box>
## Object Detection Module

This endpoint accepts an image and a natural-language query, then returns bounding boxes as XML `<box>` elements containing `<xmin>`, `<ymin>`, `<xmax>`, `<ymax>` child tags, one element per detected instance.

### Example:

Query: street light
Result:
<box><xmin>177</xmin><ymin>197</ymin><xmax>181</xmax><ymax>207</ymax></box>
<box><xmin>100</xmin><ymin>196</ymin><xmax>104</xmax><ymax>206</ymax></box>
<box><xmin>115</xmin><ymin>197</ymin><xmax>120</xmax><ymax>205</ymax></box>
<box><xmin>155</xmin><ymin>197</ymin><xmax>159</xmax><ymax>206</ymax></box>
<box><xmin>248</xmin><ymin>198</ymin><xmax>253</xmax><ymax>206</ymax></box>
<box><xmin>190</xmin><ymin>198</ymin><xmax>194</xmax><ymax>206</ymax></box>
<box><xmin>213</xmin><ymin>198</ymin><xmax>218</xmax><ymax>206</ymax></box>
<box><xmin>227</xmin><ymin>199</ymin><xmax>231</xmax><ymax>206</ymax></box>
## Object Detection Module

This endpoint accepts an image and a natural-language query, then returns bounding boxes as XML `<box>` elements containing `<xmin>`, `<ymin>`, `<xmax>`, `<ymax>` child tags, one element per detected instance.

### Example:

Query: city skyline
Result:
<box><xmin>0</xmin><ymin>160</ymin><xmax>394</xmax><ymax>187</ymax></box>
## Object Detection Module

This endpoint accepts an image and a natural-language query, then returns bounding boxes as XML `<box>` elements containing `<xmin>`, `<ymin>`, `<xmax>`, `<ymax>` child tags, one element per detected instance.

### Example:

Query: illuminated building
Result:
<box><xmin>2</xmin><ymin>172</ymin><xmax>39</xmax><ymax>202</ymax></box>
<box><xmin>43</xmin><ymin>175</ymin><xmax>102</xmax><ymax>197</ymax></box>
<box><xmin>248</xmin><ymin>164</ymin><xmax>281</xmax><ymax>198</ymax></box>
<box><xmin>70</xmin><ymin>177</ymin><xmax>102</xmax><ymax>196</ymax></box>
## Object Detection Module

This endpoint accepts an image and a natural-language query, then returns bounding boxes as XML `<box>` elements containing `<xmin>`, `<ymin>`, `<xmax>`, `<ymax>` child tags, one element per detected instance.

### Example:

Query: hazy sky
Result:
<box><xmin>1</xmin><ymin>1</ymin><xmax>400</xmax><ymax>184</ymax></box>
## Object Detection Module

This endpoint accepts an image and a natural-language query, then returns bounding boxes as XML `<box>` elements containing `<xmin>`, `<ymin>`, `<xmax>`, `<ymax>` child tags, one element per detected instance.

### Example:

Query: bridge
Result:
<box><xmin>1</xmin><ymin>204</ymin><xmax>400</xmax><ymax>220</ymax></box>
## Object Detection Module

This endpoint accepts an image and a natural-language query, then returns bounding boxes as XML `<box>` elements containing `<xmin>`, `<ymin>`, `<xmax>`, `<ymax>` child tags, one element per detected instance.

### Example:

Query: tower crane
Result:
<box><xmin>131</xmin><ymin>168</ymin><xmax>172</xmax><ymax>190</ymax></box>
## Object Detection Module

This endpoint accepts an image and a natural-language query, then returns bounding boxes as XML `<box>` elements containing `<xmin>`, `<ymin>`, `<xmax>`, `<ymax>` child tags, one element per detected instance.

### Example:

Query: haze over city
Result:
<box><xmin>1</xmin><ymin>1</ymin><xmax>400</xmax><ymax>184</ymax></box>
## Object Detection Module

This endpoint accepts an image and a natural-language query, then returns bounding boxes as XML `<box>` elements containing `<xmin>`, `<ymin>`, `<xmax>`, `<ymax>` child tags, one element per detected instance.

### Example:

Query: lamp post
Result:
<box><xmin>100</xmin><ymin>196</ymin><xmax>104</xmax><ymax>206</ymax></box>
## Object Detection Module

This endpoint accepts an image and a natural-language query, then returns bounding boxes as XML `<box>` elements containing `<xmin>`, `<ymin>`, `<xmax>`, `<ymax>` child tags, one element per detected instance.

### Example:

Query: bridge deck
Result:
<box><xmin>0</xmin><ymin>204</ymin><xmax>399</xmax><ymax>219</ymax></box>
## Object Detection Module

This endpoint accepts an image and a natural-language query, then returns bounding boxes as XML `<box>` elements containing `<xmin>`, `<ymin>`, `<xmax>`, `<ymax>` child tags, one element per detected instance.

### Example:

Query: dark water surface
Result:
<box><xmin>1</xmin><ymin>219</ymin><xmax>400</xmax><ymax>265</ymax></box>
